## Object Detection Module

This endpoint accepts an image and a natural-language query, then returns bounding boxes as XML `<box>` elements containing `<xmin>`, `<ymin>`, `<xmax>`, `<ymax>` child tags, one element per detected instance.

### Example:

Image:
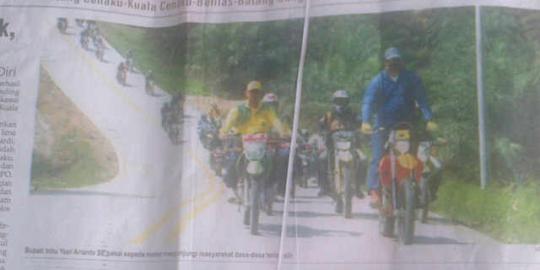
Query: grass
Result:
<box><xmin>433</xmin><ymin>177</ymin><xmax>540</xmax><ymax>243</ymax></box>
<box><xmin>31</xmin><ymin>68</ymin><xmax>118</xmax><ymax>190</ymax></box>
<box><xmin>31</xmin><ymin>131</ymin><xmax>114</xmax><ymax>189</ymax></box>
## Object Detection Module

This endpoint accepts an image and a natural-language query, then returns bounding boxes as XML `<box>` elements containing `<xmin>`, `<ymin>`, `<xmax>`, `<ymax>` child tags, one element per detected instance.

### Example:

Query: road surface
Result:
<box><xmin>21</xmin><ymin>19</ymin><xmax>540</xmax><ymax>270</ymax></box>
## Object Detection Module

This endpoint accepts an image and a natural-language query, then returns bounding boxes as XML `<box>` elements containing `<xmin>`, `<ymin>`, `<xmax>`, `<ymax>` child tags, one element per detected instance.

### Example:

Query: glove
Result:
<box><xmin>426</xmin><ymin>121</ymin><xmax>438</xmax><ymax>132</ymax></box>
<box><xmin>360</xmin><ymin>123</ymin><xmax>373</xmax><ymax>134</ymax></box>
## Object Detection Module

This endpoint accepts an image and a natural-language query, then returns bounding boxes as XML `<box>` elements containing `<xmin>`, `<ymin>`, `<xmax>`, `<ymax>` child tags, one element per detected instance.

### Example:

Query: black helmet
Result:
<box><xmin>332</xmin><ymin>90</ymin><xmax>350</xmax><ymax>112</ymax></box>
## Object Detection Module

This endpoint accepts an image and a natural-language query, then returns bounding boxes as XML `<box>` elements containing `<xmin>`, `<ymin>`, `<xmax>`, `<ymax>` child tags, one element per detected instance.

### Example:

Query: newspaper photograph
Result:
<box><xmin>1</xmin><ymin>1</ymin><xmax>540</xmax><ymax>270</ymax></box>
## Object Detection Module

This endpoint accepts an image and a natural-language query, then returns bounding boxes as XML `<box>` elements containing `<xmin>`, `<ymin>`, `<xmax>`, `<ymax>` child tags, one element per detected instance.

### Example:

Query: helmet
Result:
<box><xmin>384</xmin><ymin>47</ymin><xmax>402</xmax><ymax>60</ymax></box>
<box><xmin>332</xmin><ymin>90</ymin><xmax>350</xmax><ymax>112</ymax></box>
<box><xmin>246</xmin><ymin>80</ymin><xmax>262</xmax><ymax>91</ymax></box>
<box><xmin>262</xmin><ymin>93</ymin><xmax>278</xmax><ymax>103</ymax></box>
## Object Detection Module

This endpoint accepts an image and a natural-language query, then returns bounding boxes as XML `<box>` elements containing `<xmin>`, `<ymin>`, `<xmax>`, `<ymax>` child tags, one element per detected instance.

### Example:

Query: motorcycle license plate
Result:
<box><xmin>336</xmin><ymin>141</ymin><xmax>351</xmax><ymax>150</ymax></box>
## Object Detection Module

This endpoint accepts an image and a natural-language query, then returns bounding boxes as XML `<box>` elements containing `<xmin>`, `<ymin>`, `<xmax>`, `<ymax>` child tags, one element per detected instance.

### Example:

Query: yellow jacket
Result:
<box><xmin>220</xmin><ymin>103</ymin><xmax>289</xmax><ymax>136</ymax></box>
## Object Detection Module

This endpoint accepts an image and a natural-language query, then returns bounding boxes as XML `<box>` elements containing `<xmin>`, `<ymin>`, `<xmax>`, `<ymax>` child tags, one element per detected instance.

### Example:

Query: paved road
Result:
<box><xmin>22</xmin><ymin>19</ymin><xmax>540</xmax><ymax>270</ymax></box>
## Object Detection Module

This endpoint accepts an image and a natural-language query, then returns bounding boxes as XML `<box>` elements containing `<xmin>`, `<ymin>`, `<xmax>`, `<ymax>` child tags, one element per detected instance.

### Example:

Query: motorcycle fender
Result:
<box><xmin>356</xmin><ymin>149</ymin><xmax>367</xmax><ymax>161</ymax></box>
<box><xmin>246</xmin><ymin>161</ymin><xmax>264</xmax><ymax>175</ymax></box>
<box><xmin>338</xmin><ymin>151</ymin><xmax>353</xmax><ymax>162</ymax></box>
<box><xmin>429</xmin><ymin>156</ymin><xmax>442</xmax><ymax>169</ymax></box>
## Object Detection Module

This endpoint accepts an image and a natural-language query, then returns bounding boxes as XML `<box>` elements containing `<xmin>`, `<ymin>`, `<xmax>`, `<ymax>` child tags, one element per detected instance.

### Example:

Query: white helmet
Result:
<box><xmin>262</xmin><ymin>93</ymin><xmax>278</xmax><ymax>103</ymax></box>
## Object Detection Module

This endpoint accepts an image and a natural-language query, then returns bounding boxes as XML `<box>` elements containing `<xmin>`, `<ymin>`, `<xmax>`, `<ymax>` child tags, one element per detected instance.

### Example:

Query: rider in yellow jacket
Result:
<box><xmin>220</xmin><ymin>81</ymin><xmax>289</xmax><ymax>137</ymax></box>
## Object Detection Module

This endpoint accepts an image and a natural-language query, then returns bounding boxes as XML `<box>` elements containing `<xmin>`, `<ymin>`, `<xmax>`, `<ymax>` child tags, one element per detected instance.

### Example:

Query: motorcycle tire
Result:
<box><xmin>301</xmin><ymin>167</ymin><xmax>308</xmax><ymax>188</ymax></box>
<box><xmin>250</xmin><ymin>176</ymin><xmax>261</xmax><ymax>235</ymax></box>
<box><xmin>420</xmin><ymin>177</ymin><xmax>430</xmax><ymax>223</ymax></box>
<box><xmin>343</xmin><ymin>164</ymin><xmax>353</xmax><ymax>219</ymax></box>
<box><xmin>379</xmin><ymin>188</ymin><xmax>394</xmax><ymax>237</ymax></box>
<box><xmin>398</xmin><ymin>179</ymin><xmax>416</xmax><ymax>245</ymax></box>
<box><xmin>242</xmin><ymin>177</ymin><xmax>250</xmax><ymax>225</ymax></box>
<box><xmin>243</xmin><ymin>206</ymin><xmax>250</xmax><ymax>226</ymax></box>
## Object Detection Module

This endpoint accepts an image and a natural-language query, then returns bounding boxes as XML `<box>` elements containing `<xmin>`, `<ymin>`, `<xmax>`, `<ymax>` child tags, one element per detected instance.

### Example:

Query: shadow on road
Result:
<box><xmin>259</xmin><ymin>223</ymin><xmax>362</xmax><ymax>238</ymax></box>
<box><xmin>275</xmin><ymin>199</ymin><xmax>333</xmax><ymax>205</ymax></box>
<box><xmin>275</xmin><ymin>210</ymin><xmax>338</xmax><ymax>218</ymax></box>
<box><xmin>31</xmin><ymin>189</ymin><xmax>154</xmax><ymax>199</ymax></box>
<box><xmin>352</xmin><ymin>212</ymin><xmax>379</xmax><ymax>221</ymax></box>
<box><xmin>413</xmin><ymin>235</ymin><xmax>471</xmax><ymax>245</ymax></box>
<box><xmin>425</xmin><ymin>216</ymin><xmax>457</xmax><ymax>226</ymax></box>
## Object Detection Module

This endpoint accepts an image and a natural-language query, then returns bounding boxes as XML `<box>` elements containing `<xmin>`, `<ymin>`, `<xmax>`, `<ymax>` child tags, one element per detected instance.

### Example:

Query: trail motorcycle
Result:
<box><xmin>57</xmin><ymin>18</ymin><xmax>68</xmax><ymax>34</ymax></box>
<box><xmin>80</xmin><ymin>32</ymin><xmax>90</xmax><ymax>50</ymax></box>
<box><xmin>296</xmin><ymin>142</ymin><xmax>316</xmax><ymax>188</ymax></box>
<box><xmin>417</xmin><ymin>137</ymin><xmax>445</xmax><ymax>223</ymax></box>
<box><xmin>116</xmin><ymin>69</ymin><xmax>127</xmax><ymax>85</ymax></box>
<box><xmin>239</xmin><ymin>133</ymin><xmax>269</xmax><ymax>235</ymax></box>
<box><xmin>378</xmin><ymin>124</ymin><xmax>422</xmax><ymax>245</ymax></box>
<box><xmin>95</xmin><ymin>42</ymin><xmax>105</xmax><ymax>62</ymax></box>
<box><xmin>197</xmin><ymin>116</ymin><xmax>220</xmax><ymax>150</ymax></box>
<box><xmin>273</xmin><ymin>140</ymin><xmax>295</xmax><ymax>198</ymax></box>
<box><xmin>332</xmin><ymin>130</ymin><xmax>358</xmax><ymax>218</ymax></box>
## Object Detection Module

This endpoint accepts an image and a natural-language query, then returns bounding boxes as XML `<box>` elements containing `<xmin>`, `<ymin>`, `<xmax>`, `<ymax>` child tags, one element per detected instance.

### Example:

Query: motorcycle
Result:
<box><xmin>296</xmin><ymin>142</ymin><xmax>315</xmax><ymax>188</ymax></box>
<box><xmin>332</xmin><ymin>130</ymin><xmax>358</xmax><ymax>218</ymax></box>
<box><xmin>161</xmin><ymin>101</ymin><xmax>183</xmax><ymax>145</ymax></box>
<box><xmin>417</xmin><ymin>136</ymin><xmax>445</xmax><ymax>223</ymax></box>
<box><xmin>207</xmin><ymin>130</ymin><xmax>225</xmax><ymax>177</ymax></box>
<box><xmin>378</xmin><ymin>124</ymin><xmax>422</xmax><ymax>245</ymax></box>
<box><xmin>145</xmin><ymin>79</ymin><xmax>155</xmax><ymax>96</ymax></box>
<box><xmin>75</xmin><ymin>19</ymin><xmax>85</xmax><ymax>28</ymax></box>
<box><xmin>273</xmin><ymin>140</ymin><xmax>295</xmax><ymax>198</ymax></box>
<box><xmin>239</xmin><ymin>133</ymin><xmax>269</xmax><ymax>235</ymax></box>
<box><xmin>80</xmin><ymin>31</ymin><xmax>90</xmax><ymax>50</ymax></box>
<box><xmin>116</xmin><ymin>68</ymin><xmax>127</xmax><ymax>85</ymax></box>
<box><xmin>57</xmin><ymin>18</ymin><xmax>68</xmax><ymax>34</ymax></box>
<box><xmin>126</xmin><ymin>57</ymin><xmax>135</xmax><ymax>73</ymax></box>
<box><xmin>95</xmin><ymin>41</ymin><xmax>105</xmax><ymax>62</ymax></box>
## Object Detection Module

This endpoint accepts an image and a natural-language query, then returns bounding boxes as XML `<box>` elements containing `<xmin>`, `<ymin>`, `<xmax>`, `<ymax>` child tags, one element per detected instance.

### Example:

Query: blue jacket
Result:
<box><xmin>361</xmin><ymin>70</ymin><xmax>433</xmax><ymax>128</ymax></box>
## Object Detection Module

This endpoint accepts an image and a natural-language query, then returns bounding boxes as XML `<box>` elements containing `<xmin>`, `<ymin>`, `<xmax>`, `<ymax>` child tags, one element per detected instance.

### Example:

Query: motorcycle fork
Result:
<box><xmin>390</xmin><ymin>151</ymin><xmax>398</xmax><ymax>212</ymax></box>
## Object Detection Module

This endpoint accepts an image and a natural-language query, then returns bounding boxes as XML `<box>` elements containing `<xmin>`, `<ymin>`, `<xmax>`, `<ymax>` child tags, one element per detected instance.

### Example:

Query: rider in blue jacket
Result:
<box><xmin>360</xmin><ymin>47</ymin><xmax>437</xmax><ymax>208</ymax></box>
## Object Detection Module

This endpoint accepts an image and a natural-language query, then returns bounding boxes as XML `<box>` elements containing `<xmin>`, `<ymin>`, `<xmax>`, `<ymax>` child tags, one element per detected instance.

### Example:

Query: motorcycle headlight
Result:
<box><xmin>244</xmin><ymin>143</ymin><xmax>266</xmax><ymax>160</ymax></box>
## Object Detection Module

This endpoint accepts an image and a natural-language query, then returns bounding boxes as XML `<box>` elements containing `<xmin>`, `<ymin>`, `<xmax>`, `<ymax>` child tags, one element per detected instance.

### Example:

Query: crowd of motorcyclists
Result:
<box><xmin>58</xmin><ymin>18</ymin><xmax>445</xmax><ymax>242</ymax></box>
<box><xmin>58</xmin><ymin>18</ymin><xmax>183</xmax><ymax>144</ymax></box>
<box><xmin>197</xmin><ymin>48</ymin><xmax>445</xmax><ymax>242</ymax></box>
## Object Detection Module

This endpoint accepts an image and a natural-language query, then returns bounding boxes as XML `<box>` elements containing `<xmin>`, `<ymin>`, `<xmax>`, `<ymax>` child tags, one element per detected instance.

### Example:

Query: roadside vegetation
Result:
<box><xmin>31</xmin><ymin>68</ymin><xmax>119</xmax><ymax>190</ymax></box>
<box><xmin>434</xmin><ymin>178</ymin><xmax>540</xmax><ymax>243</ymax></box>
<box><xmin>98</xmin><ymin>7</ymin><xmax>540</xmax><ymax>242</ymax></box>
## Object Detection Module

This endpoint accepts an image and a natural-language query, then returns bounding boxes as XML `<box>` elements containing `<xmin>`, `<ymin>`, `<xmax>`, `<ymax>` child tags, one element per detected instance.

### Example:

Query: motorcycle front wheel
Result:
<box><xmin>398</xmin><ymin>179</ymin><xmax>416</xmax><ymax>245</ymax></box>
<box><xmin>419</xmin><ymin>176</ymin><xmax>430</xmax><ymax>223</ymax></box>
<box><xmin>379</xmin><ymin>187</ymin><xmax>394</xmax><ymax>237</ymax></box>
<box><xmin>249</xmin><ymin>175</ymin><xmax>261</xmax><ymax>235</ymax></box>
<box><xmin>343</xmin><ymin>164</ymin><xmax>353</xmax><ymax>219</ymax></box>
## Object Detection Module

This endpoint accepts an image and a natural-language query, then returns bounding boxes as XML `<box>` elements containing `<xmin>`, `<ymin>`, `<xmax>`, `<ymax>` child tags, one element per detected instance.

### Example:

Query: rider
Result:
<box><xmin>260</xmin><ymin>92</ymin><xmax>295</xmax><ymax>200</ymax></box>
<box><xmin>319</xmin><ymin>90</ymin><xmax>361</xmax><ymax>212</ymax></box>
<box><xmin>116</xmin><ymin>61</ymin><xmax>128</xmax><ymax>85</ymax></box>
<box><xmin>360</xmin><ymin>47</ymin><xmax>437</xmax><ymax>208</ymax></box>
<box><xmin>145</xmin><ymin>70</ymin><xmax>154</xmax><ymax>95</ymax></box>
<box><xmin>57</xmin><ymin>18</ymin><xmax>68</xmax><ymax>33</ymax></box>
<box><xmin>219</xmin><ymin>81</ymin><xmax>289</xmax><ymax>199</ymax></box>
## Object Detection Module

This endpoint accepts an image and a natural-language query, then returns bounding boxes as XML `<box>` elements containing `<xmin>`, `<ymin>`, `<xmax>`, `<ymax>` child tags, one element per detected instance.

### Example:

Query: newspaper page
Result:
<box><xmin>1</xmin><ymin>0</ymin><xmax>540</xmax><ymax>269</ymax></box>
